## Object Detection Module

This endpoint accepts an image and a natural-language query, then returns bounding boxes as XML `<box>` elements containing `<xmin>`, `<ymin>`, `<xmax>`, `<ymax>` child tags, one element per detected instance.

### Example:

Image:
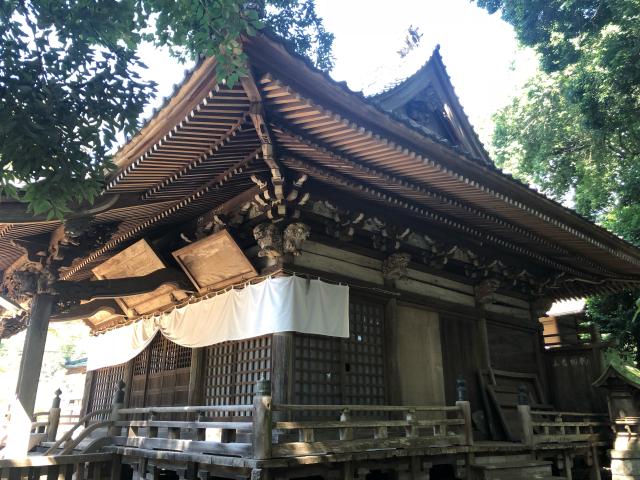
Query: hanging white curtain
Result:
<box><xmin>86</xmin><ymin>276</ymin><xmax>349</xmax><ymax>371</ymax></box>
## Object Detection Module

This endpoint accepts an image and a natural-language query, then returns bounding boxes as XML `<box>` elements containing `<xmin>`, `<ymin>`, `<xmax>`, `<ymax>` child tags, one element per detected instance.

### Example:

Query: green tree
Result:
<box><xmin>475</xmin><ymin>0</ymin><xmax>640</xmax><ymax>361</ymax></box>
<box><xmin>0</xmin><ymin>0</ymin><xmax>333</xmax><ymax>218</ymax></box>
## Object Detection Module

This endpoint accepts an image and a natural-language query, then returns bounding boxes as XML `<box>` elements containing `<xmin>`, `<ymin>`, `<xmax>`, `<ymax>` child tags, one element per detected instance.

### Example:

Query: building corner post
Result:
<box><xmin>16</xmin><ymin>293</ymin><xmax>55</xmax><ymax>418</ymax></box>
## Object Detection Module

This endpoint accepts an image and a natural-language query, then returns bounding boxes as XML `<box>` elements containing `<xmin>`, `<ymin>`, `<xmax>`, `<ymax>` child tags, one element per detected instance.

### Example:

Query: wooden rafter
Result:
<box><xmin>60</xmin><ymin>149</ymin><xmax>263</xmax><ymax>280</ymax></box>
<box><xmin>257</xmin><ymin>72</ymin><xmax>640</xmax><ymax>272</ymax></box>
<box><xmin>271</xmin><ymin>123</ymin><xmax>614</xmax><ymax>277</ymax></box>
<box><xmin>281</xmin><ymin>155</ymin><xmax>605</xmax><ymax>280</ymax></box>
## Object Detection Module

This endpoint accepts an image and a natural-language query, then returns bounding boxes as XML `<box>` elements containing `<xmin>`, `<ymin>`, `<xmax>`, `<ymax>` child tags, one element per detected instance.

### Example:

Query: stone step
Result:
<box><xmin>470</xmin><ymin>460</ymin><xmax>553</xmax><ymax>480</ymax></box>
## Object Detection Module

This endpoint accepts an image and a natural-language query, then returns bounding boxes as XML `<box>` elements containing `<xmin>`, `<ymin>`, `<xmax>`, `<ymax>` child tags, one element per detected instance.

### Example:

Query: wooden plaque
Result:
<box><xmin>92</xmin><ymin>239</ymin><xmax>186</xmax><ymax>316</ymax></box>
<box><xmin>172</xmin><ymin>230</ymin><xmax>257</xmax><ymax>292</ymax></box>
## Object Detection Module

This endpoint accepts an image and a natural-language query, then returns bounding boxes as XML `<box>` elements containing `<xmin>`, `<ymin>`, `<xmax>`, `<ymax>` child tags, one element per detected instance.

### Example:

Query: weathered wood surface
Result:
<box><xmin>172</xmin><ymin>230</ymin><xmax>257</xmax><ymax>292</ymax></box>
<box><xmin>0</xmin><ymin>453</ymin><xmax>116</xmax><ymax>480</ymax></box>
<box><xmin>522</xmin><ymin>409</ymin><xmax>609</xmax><ymax>446</ymax></box>
<box><xmin>44</xmin><ymin>408</ymin><xmax>112</xmax><ymax>455</ymax></box>
<box><xmin>113</xmin><ymin>437</ymin><xmax>252</xmax><ymax>457</ymax></box>
<box><xmin>16</xmin><ymin>294</ymin><xmax>54</xmax><ymax>419</ymax></box>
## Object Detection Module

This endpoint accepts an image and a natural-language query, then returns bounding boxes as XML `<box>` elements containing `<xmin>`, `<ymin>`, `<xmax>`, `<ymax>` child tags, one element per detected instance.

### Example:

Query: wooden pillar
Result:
<box><xmin>187</xmin><ymin>348</ymin><xmax>204</xmax><ymax>406</ymax></box>
<box><xmin>123</xmin><ymin>360</ymin><xmax>134</xmax><ymax>408</ymax></box>
<box><xmin>271</xmin><ymin>332</ymin><xmax>293</xmax><ymax>419</ymax></box>
<box><xmin>475</xmin><ymin>308</ymin><xmax>495</xmax><ymax>389</ymax></box>
<box><xmin>530</xmin><ymin>302</ymin><xmax>550</xmax><ymax>400</ymax></box>
<box><xmin>79</xmin><ymin>370</ymin><xmax>94</xmax><ymax>419</ymax></box>
<box><xmin>16</xmin><ymin>293</ymin><xmax>55</xmax><ymax>418</ymax></box>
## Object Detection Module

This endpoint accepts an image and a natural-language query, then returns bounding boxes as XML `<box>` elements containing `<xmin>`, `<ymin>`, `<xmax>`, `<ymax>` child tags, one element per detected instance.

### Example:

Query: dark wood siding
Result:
<box><xmin>439</xmin><ymin>315</ymin><xmax>481</xmax><ymax>409</ymax></box>
<box><xmin>487</xmin><ymin>321</ymin><xmax>538</xmax><ymax>374</ymax></box>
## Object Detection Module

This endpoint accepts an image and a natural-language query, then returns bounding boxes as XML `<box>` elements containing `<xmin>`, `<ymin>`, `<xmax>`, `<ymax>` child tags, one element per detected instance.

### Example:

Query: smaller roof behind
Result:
<box><xmin>593</xmin><ymin>362</ymin><xmax>640</xmax><ymax>390</ymax></box>
<box><xmin>372</xmin><ymin>45</ymin><xmax>491</xmax><ymax>165</ymax></box>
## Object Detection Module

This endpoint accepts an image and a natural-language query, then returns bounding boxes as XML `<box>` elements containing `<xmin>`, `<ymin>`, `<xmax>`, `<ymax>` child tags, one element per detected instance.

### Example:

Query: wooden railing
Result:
<box><xmin>103</xmin><ymin>379</ymin><xmax>474</xmax><ymax>460</ymax></box>
<box><xmin>517</xmin><ymin>386</ymin><xmax>609</xmax><ymax>446</ymax></box>
<box><xmin>0</xmin><ymin>452</ymin><xmax>116</xmax><ymax>480</ymax></box>
<box><xmin>112</xmin><ymin>404</ymin><xmax>254</xmax><ymax>458</ymax></box>
<box><xmin>269</xmin><ymin>403</ymin><xmax>472</xmax><ymax>457</ymax></box>
<box><xmin>613</xmin><ymin>417</ymin><xmax>640</xmax><ymax>436</ymax></box>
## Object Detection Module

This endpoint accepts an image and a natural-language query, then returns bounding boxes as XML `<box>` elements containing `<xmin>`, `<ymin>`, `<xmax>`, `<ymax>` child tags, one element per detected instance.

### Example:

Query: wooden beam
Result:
<box><xmin>54</xmin><ymin>268</ymin><xmax>193</xmax><ymax>301</ymax></box>
<box><xmin>51</xmin><ymin>299</ymin><xmax>123</xmax><ymax>322</ymax></box>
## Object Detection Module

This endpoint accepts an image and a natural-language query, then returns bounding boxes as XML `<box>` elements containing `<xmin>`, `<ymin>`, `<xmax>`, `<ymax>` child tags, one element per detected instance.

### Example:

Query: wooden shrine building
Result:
<box><xmin>1</xmin><ymin>33</ymin><xmax>640</xmax><ymax>480</ymax></box>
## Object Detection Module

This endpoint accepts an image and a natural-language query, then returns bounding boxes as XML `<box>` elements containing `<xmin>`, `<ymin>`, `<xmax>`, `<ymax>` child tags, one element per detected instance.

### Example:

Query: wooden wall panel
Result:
<box><xmin>486</xmin><ymin>321</ymin><xmax>538</xmax><ymax>374</ymax></box>
<box><xmin>439</xmin><ymin>315</ymin><xmax>481</xmax><ymax>409</ymax></box>
<box><xmin>547</xmin><ymin>347</ymin><xmax>607</xmax><ymax>413</ymax></box>
<box><xmin>395</xmin><ymin>304</ymin><xmax>445</xmax><ymax>406</ymax></box>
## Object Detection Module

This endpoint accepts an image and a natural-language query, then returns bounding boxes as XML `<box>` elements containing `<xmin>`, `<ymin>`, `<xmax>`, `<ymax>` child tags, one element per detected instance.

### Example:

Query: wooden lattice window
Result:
<box><xmin>293</xmin><ymin>335</ymin><xmax>342</xmax><ymax>405</ymax></box>
<box><xmin>87</xmin><ymin>363</ymin><xmax>126</xmax><ymax>418</ymax></box>
<box><xmin>148</xmin><ymin>334</ymin><xmax>192</xmax><ymax>373</ymax></box>
<box><xmin>129</xmin><ymin>334</ymin><xmax>192</xmax><ymax>408</ymax></box>
<box><xmin>293</xmin><ymin>296</ymin><xmax>386</xmax><ymax>407</ymax></box>
<box><xmin>133</xmin><ymin>348</ymin><xmax>149</xmax><ymax>376</ymax></box>
<box><xmin>204</xmin><ymin>335</ymin><xmax>272</xmax><ymax>413</ymax></box>
<box><xmin>345</xmin><ymin>299</ymin><xmax>386</xmax><ymax>405</ymax></box>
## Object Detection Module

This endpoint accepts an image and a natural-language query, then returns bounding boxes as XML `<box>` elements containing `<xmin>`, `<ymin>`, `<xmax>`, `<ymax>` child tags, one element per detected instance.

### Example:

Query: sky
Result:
<box><xmin>137</xmin><ymin>0</ymin><xmax>538</xmax><ymax>145</ymax></box>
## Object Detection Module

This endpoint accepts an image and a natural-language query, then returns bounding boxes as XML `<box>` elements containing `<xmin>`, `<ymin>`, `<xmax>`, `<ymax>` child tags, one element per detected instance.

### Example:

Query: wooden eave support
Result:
<box><xmin>271</xmin><ymin>122</ymin><xmax>608</xmax><ymax>271</ymax></box>
<box><xmin>51</xmin><ymin>299</ymin><xmax>123</xmax><ymax>322</ymax></box>
<box><xmin>283</xmin><ymin>155</ymin><xmax>589</xmax><ymax>278</ymax></box>
<box><xmin>55</xmin><ymin>268</ymin><xmax>192</xmax><ymax>301</ymax></box>
<box><xmin>61</xmin><ymin>153</ymin><xmax>261</xmax><ymax>280</ymax></box>
<box><xmin>250</xmin><ymin>59</ymin><xmax>640</xmax><ymax>269</ymax></box>
<box><xmin>241</xmin><ymin>74</ymin><xmax>283</xmax><ymax>181</ymax></box>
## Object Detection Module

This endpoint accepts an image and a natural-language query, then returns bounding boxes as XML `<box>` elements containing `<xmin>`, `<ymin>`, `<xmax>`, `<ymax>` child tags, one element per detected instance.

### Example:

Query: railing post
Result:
<box><xmin>405</xmin><ymin>409</ymin><xmax>418</xmax><ymax>438</ymax></box>
<box><xmin>252</xmin><ymin>378</ymin><xmax>272</xmax><ymax>460</ymax></box>
<box><xmin>108</xmin><ymin>380</ymin><xmax>125</xmax><ymax>437</ymax></box>
<box><xmin>340</xmin><ymin>409</ymin><xmax>354</xmax><ymax>441</ymax></box>
<box><xmin>455</xmin><ymin>377</ymin><xmax>474</xmax><ymax>446</ymax></box>
<box><xmin>46</xmin><ymin>388</ymin><xmax>62</xmax><ymax>442</ymax></box>
<box><xmin>517</xmin><ymin>384</ymin><xmax>534</xmax><ymax>447</ymax></box>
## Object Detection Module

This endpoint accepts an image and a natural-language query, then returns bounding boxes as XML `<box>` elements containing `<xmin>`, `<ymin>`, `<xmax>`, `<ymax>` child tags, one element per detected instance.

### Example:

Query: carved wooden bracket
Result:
<box><xmin>382</xmin><ymin>253</ymin><xmax>411</xmax><ymax>281</ymax></box>
<box><xmin>250</xmin><ymin>173</ymin><xmax>309</xmax><ymax>221</ymax></box>
<box><xmin>253</xmin><ymin>222</ymin><xmax>284</xmax><ymax>258</ymax></box>
<box><xmin>474</xmin><ymin>278</ymin><xmax>501</xmax><ymax>305</ymax></box>
<box><xmin>253</xmin><ymin>221</ymin><xmax>311</xmax><ymax>258</ymax></box>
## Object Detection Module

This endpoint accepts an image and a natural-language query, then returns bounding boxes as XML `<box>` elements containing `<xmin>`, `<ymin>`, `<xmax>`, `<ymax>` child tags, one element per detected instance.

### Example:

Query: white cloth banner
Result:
<box><xmin>86</xmin><ymin>276</ymin><xmax>349</xmax><ymax>371</ymax></box>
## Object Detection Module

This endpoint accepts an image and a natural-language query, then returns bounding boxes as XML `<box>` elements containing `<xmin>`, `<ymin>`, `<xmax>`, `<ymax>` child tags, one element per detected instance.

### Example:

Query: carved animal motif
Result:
<box><xmin>253</xmin><ymin>223</ymin><xmax>283</xmax><ymax>258</ymax></box>
<box><xmin>382</xmin><ymin>253</ymin><xmax>411</xmax><ymax>280</ymax></box>
<box><xmin>475</xmin><ymin>278</ymin><xmax>501</xmax><ymax>305</ymax></box>
<box><xmin>283</xmin><ymin>223</ymin><xmax>311</xmax><ymax>256</ymax></box>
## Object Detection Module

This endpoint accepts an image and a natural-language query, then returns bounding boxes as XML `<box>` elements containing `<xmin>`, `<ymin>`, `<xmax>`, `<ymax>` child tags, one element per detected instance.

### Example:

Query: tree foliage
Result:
<box><xmin>0</xmin><ymin>0</ymin><xmax>333</xmax><ymax>218</ymax></box>
<box><xmin>476</xmin><ymin>0</ymin><xmax>640</xmax><ymax>361</ymax></box>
